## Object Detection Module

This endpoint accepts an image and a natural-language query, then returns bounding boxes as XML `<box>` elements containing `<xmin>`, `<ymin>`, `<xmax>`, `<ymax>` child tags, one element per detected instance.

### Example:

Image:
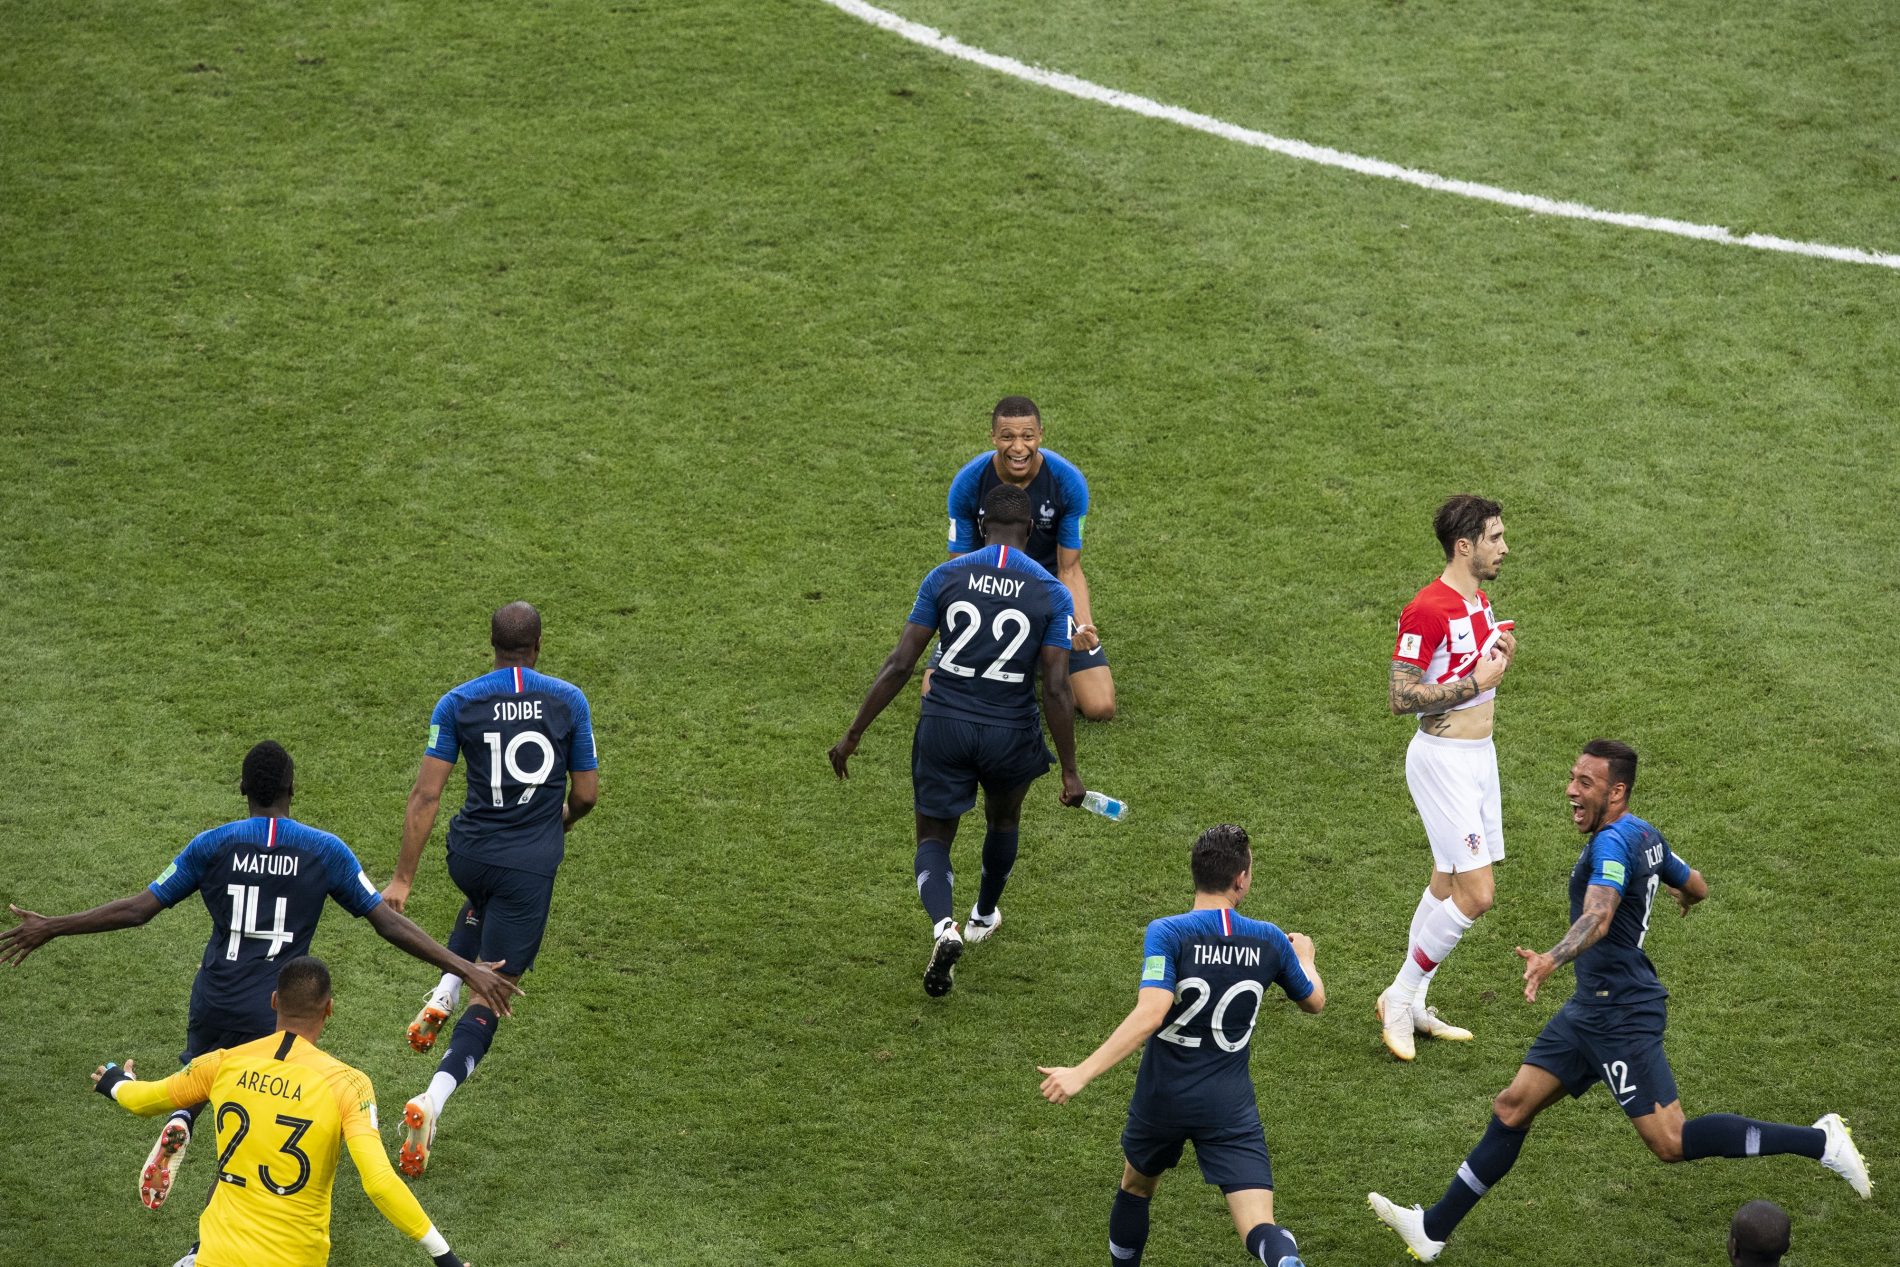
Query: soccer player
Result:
<box><xmin>1035</xmin><ymin>825</ymin><xmax>1325</xmax><ymax>1267</ymax></box>
<box><xmin>829</xmin><ymin>482</ymin><xmax>1084</xmax><ymax>996</ymax></box>
<box><xmin>0</xmin><ymin>741</ymin><xmax>515</xmax><ymax>1214</ymax></box>
<box><xmin>1368</xmin><ymin>740</ymin><xmax>1872</xmax><ymax>1262</ymax></box>
<box><xmin>91</xmin><ymin>956</ymin><xmax>475</xmax><ymax>1267</ymax></box>
<box><xmin>1378</xmin><ymin>493</ymin><xmax>1516</xmax><ymax>1060</ymax></box>
<box><xmin>1729</xmin><ymin>1200</ymin><xmax>1792</xmax><ymax>1267</ymax></box>
<box><xmin>381</xmin><ymin>600</ymin><xmax>598</xmax><ymax>1176</ymax></box>
<box><xmin>934</xmin><ymin>395</ymin><xmax>1116</xmax><ymax>721</ymax></box>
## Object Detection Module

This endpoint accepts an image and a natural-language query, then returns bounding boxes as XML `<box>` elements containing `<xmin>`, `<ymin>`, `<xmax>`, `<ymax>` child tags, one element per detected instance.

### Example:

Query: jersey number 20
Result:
<box><xmin>1156</xmin><ymin>977</ymin><xmax>1266</xmax><ymax>1053</ymax></box>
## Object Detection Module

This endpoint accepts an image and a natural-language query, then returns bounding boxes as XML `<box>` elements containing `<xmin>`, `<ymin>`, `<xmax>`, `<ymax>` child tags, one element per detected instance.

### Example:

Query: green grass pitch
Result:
<box><xmin>2</xmin><ymin>1</ymin><xmax>1895</xmax><ymax>1264</ymax></box>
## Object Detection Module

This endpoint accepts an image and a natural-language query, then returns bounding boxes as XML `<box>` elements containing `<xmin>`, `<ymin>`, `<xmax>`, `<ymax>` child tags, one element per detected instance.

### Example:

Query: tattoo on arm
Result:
<box><xmin>1388</xmin><ymin>662</ymin><xmax>1480</xmax><ymax>715</ymax></box>
<box><xmin>1547</xmin><ymin>887</ymin><xmax>1619</xmax><ymax>968</ymax></box>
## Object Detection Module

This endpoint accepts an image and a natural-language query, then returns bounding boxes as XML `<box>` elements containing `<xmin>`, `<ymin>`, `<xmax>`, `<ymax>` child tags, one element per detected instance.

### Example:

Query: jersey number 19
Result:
<box><xmin>481</xmin><ymin>729</ymin><xmax>556</xmax><ymax>807</ymax></box>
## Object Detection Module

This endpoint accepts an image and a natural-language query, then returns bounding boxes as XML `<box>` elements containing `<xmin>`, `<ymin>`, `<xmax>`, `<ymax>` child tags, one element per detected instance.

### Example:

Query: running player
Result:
<box><xmin>830</xmin><ymin>483</ymin><xmax>1084</xmax><ymax>996</ymax></box>
<box><xmin>0</xmin><ymin>741</ymin><xmax>515</xmax><ymax>1214</ymax></box>
<box><xmin>1036</xmin><ymin>825</ymin><xmax>1325</xmax><ymax>1267</ymax></box>
<box><xmin>381</xmin><ymin>600</ymin><xmax>598</xmax><ymax>1176</ymax></box>
<box><xmin>1368</xmin><ymin>740</ymin><xmax>1871</xmax><ymax>1262</ymax></box>
<box><xmin>1378</xmin><ymin>494</ymin><xmax>1516</xmax><ymax>1060</ymax></box>
<box><xmin>91</xmin><ymin>956</ymin><xmax>475</xmax><ymax>1267</ymax></box>
<box><xmin>934</xmin><ymin>395</ymin><xmax>1116</xmax><ymax>720</ymax></box>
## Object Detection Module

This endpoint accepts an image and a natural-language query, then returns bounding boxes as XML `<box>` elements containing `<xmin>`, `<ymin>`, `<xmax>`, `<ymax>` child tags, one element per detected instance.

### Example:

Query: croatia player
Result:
<box><xmin>1378</xmin><ymin>494</ymin><xmax>1516</xmax><ymax>1060</ymax></box>
<box><xmin>830</xmin><ymin>483</ymin><xmax>1085</xmax><ymax>996</ymax></box>
<box><xmin>0</xmin><ymin>742</ymin><xmax>515</xmax><ymax>1220</ymax></box>
<box><xmin>1036</xmin><ymin>825</ymin><xmax>1324</xmax><ymax>1267</ymax></box>
<box><xmin>381</xmin><ymin>601</ymin><xmax>598</xmax><ymax>1176</ymax></box>
<box><xmin>934</xmin><ymin>395</ymin><xmax>1116</xmax><ymax>721</ymax></box>
<box><xmin>1368</xmin><ymin>741</ymin><xmax>1871</xmax><ymax>1262</ymax></box>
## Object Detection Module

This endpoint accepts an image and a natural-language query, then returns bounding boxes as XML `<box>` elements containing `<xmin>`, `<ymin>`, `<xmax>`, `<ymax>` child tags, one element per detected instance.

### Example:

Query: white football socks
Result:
<box><xmin>1398</xmin><ymin>895</ymin><xmax>1476</xmax><ymax>995</ymax></box>
<box><xmin>426</xmin><ymin>1070</ymin><xmax>461</xmax><ymax>1115</ymax></box>
<box><xmin>433</xmin><ymin>973</ymin><xmax>464</xmax><ymax>1012</ymax></box>
<box><xmin>1404</xmin><ymin>887</ymin><xmax>1440</xmax><ymax>1005</ymax></box>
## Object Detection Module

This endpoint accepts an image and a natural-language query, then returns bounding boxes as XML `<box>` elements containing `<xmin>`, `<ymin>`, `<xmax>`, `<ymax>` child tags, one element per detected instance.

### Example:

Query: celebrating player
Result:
<box><xmin>1368</xmin><ymin>740</ymin><xmax>1871</xmax><ymax>1262</ymax></box>
<box><xmin>933</xmin><ymin>395</ymin><xmax>1116</xmax><ymax>720</ymax></box>
<box><xmin>0</xmin><ymin>741</ymin><xmax>515</xmax><ymax>1216</ymax></box>
<box><xmin>1036</xmin><ymin>825</ymin><xmax>1324</xmax><ymax>1267</ymax></box>
<box><xmin>830</xmin><ymin>482</ymin><xmax>1084</xmax><ymax>996</ymax></box>
<box><xmin>91</xmin><ymin>956</ymin><xmax>475</xmax><ymax>1267</ymax></box>
<box><xmin>1378</xmin><ymin>494</ymin><xmax>1516</xmax><ymax>1060</ymax></box>
<box><xmin>381</xmin><ymin>601</ymin><xmax>598</xmax><ymax>1176</ymax></box>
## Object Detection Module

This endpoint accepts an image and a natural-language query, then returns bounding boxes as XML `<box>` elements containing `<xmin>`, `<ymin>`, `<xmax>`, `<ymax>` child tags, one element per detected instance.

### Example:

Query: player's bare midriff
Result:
<box><xmin>1418</xmin><ymin>696</ymin><xmax>1495</xmax><ymax>741</ymax></box>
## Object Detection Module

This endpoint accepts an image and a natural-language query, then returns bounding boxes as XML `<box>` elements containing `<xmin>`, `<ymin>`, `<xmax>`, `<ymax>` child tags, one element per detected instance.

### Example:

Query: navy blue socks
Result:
<box><xmin>914</xmin><ymin>839</ymin><xmax>954</xmax><ymax>926</ymax></box>
<box><xmin>1245</xmin><ymin>1222</ymin><xmax>1302</xmax><ymax>1265</ymax></box>
<box><xmin>1424</xmin><ymin>1114</ymin><xmax>1529</xmax><ymax>1242</ymax></box>
<box><xmin>1682</xmin><ymin>1113</ymin><xmax>1825</xmax><ymax>1161</ymax></box>
<box><xmin>1107</xmin><ymin>1188</ymin><xmax>1150</xmax><ymax>1265</ymax></box>
<box><xmin>436</xmin><ymin>1005</ymin><xmax>499</xmax><ymax>1086</ymax></box>
<box><xmin>975</xmin><ymin>827</ymin><xmax>1019</xmax><ymax>917</ymax></box>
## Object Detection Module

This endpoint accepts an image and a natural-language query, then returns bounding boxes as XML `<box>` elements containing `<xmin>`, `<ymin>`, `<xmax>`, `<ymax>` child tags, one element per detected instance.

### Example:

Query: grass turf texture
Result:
<box><xmin>1</xmin><ymin>1</ymin><xmax>1895</xmax><ymax>1264</ymax></box>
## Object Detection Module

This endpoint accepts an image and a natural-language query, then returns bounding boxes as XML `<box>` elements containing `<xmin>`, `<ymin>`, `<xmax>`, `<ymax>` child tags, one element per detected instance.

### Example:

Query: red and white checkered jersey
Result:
<box><xmin>1392</xmin><ymin>579</ymin><xmax>1505</xmax><ymax>712</ymax></box>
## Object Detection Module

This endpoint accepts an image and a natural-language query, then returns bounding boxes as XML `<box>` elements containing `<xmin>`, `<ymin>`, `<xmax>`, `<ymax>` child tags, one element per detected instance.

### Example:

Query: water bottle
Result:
<box><xmin>1081</xmin><ymin>790</ymin><xmax>1129</xmax><ymax>821</ymax></box>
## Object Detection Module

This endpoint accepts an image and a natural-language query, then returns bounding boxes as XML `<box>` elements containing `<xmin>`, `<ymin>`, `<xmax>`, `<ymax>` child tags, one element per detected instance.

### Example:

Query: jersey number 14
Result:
<box><xmin>224</xmin><ymin>884</ymin><xmax>293</xmax><ymax>961</ymax></box>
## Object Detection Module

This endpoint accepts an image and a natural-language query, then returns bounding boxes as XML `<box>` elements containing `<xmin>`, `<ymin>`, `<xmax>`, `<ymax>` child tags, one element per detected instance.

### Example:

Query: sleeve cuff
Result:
<box><xmin>95</xmin><ymin>1065</ymin><xmax>132</xmax><ymax>1100</ymax></box>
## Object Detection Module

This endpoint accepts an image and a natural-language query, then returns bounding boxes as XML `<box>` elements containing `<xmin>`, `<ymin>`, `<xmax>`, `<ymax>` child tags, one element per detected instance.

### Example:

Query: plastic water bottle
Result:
<box><xmin>1082</xmin><ymin>790</ymin><xmax>1129</xmax><ymax>822</ymax></box>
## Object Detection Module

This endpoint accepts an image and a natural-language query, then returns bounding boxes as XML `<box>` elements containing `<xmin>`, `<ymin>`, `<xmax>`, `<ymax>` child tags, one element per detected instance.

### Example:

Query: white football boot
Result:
<box><xmin>1368</xmin><ymin>1192</ymin><xmax>1446</xmax><ymax>1262</ymax></box>
<box><xmin>965</xmin><ymin>905</ymin><xmax>1002</xmax><ymax>944</ymax></box>
<box><xmin>399</xmin><ymin>1094</ymin><xmax>439</xmax><ymax>1177</ymax></box>
<box><xmin>1815</xmin><ymin>1113</ymin><xmax>1872</xmax><ymax>1197</ymax></box>
<box><xmin>1377</xmin><ymin>985</ymin><xmax>1417</xmax><ymax>1062</ymax></box>
<box><xmin>1414</xmin><ymin>1005</ymin><xmax>1474</xmax><ymax>1042</ymax></box>
<box><xmin>406</xmin><ymin>981</ymin><xmax>459</xmax><ymax>1054</ymax></box>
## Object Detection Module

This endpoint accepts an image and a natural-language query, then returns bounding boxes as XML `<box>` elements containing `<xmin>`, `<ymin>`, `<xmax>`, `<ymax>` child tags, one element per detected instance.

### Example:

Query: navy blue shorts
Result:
<box><xmin>1121</xmin><ymin>1109</ymin><xmax>1274</xmax><ymax>1193</ymax></box>
<box><xmin>180</xmin><ymin>1011</ymin><xmax>273</xmax><ymax>1066</ymax></box>
<box><xmin>1523</xmin><ymin>997</ymin><xmax>1678</xmax><ymax>1118</ymax></box>
<box><xmin>446</xmin><ymin>851</ymin><xmax>558</xmax><ymax>976</ymax></box>
<box><xmin>910</xmin><ymin>714</ymin><xmax>1052</xmax><ymax>819</ymax></box>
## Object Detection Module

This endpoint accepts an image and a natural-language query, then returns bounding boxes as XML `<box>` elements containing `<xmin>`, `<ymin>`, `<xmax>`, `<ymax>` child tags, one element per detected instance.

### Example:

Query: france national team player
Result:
<box><xmin>1369</xmin><ymin>740</ymin><xmax>1872</xmax><ymax>1262</ymax></box>
<box><xmin>932</xmin><ymin>395</ymin><xmax>1116</xmax><ymax>721</ymax></box>
<box><xmin>1037</xmin><ymin>826</ymin><xmax>1325</xmax><ymax>1267</ymax></box>
<box><xmin>830</xmin><ymin>483</ymin><xmax>1085</xmax><ymax>997</ymax></box>
<box><xmin>381</xmin><ymin>601</ymin><xmax>598</xmax><ymax>1176</ymax></box>
<box><xmin>0</xmin><ymin>742</ymin><xmax>514</xmax><ymax>1221</ymax></box>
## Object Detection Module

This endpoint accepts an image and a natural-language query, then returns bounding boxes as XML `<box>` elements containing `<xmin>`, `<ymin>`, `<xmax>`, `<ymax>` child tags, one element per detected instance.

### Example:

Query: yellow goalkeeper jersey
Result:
<box><xmin>117</xmin><ymin>1031</ymin><xmax>430</xmax><ymax>1267</ymax></box>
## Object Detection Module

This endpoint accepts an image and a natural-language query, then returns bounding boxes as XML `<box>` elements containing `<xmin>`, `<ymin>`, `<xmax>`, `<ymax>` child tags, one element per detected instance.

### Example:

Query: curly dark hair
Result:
<box><xmin>1191</xmin><ymin>824</ymin><xmax>1252</xmax><ymax>893</ymax></box>
<box><xmin>240</xmin><ymin>741</ymin><xmax>294</xmax><ymax>806</ymax></box>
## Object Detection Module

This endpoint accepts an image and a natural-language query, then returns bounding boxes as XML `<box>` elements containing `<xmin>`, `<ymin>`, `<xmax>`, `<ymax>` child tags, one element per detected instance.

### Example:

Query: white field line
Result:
<box><xmin>820</xmin><ymin>0</ymin><xmax>1900</xmax><ymax>272</ymax></box>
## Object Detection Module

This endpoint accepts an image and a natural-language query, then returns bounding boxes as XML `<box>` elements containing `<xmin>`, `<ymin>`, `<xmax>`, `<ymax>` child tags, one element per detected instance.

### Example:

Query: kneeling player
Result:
<box><xmin>1369</xmin><ymin>740</ymin><xmax>1871</xmax><ymax>1262</ymax></box>
<box><xmin>830</xmin><ymin>483</ymin><xmax>1084</xmax><ymax>996</ymax></box>
<box><xmin>1037</xmin><ymin>825</ymin><xmax>1326</xmax><ymax>1267</ymax></box>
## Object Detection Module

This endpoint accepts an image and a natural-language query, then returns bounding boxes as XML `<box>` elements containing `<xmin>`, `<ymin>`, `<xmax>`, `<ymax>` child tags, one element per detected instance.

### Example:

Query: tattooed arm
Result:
<box><xmin>1514</xmin><ymin>885</ymin><xmax>1620</xmax><ymax>1002</ymax></box>
<box><xmin>1388</xmin><ymin>662</ymin><xmax>1478</xmax><ymax>716</ymax></box>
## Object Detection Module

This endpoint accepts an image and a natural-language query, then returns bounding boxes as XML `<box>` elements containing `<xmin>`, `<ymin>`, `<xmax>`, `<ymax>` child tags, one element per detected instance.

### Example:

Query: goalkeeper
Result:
<box><xmin>91</xmin><ymin>956</ymin><xmax>473</xmax><ymax>1267</ymax></box>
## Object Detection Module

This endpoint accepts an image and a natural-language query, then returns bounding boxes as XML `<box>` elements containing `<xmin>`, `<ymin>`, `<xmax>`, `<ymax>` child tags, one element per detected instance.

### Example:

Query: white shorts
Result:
<box><xmin>1405</xmin><ymin>730</ymin><xmax>1504</xmax><ymax>874</ymax></box>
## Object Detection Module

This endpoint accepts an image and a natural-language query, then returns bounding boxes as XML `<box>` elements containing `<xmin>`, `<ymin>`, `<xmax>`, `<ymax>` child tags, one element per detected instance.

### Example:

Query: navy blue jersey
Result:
<box><xmin>1569</xmin><ymin>813</ymin><xmax>1694</xmax><ymax>1007</ymax></box>
<box><xmin>908</xmin><ymin>544</ymin><xmax>1073</xmax><ymax>730</ymax></box>
<box><xmin>947</xmin><ymin>450</ymin><xmax>1089</xmax><ymax>573</ymax></box>
<box><xmin>149</xmin><ymin>817</ymin><xmax>382</xmax><ymax>1017</ymax></box>
<box><xmin>426</xmin><ymin>665</ymin><xmax>597</xmax><ymax>877</ymax></box>
<box><xmin>1128</xmin><ymin>908</ymin><xmax>1314</xmax><ymax>1129</ymax></box>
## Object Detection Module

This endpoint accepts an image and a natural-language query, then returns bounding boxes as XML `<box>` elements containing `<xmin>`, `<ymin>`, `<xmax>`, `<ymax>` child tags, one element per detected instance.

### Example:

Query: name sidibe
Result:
<box><xmin>1193</xmin><ymin>944</ymin><xmax>1261</xmax><ymax>967</ymax></box>
<box><xmin>966</xmin><ymin>575</ymin><xmax>1025</xmax><ymax>599</ymax></box>
<box><xmin>233</xmin><ymin>1070</ymin><xmax>302</xmax><ymax>1101</ymax></box>
<box><xmin>232</xmin><ymin>853</ymin><xmax>299</xmax><ymax>877</ymax></box>
<box><xmin>492</xmin><ymin>700</ymin><xmax>544</xmax><ymax>721</ymax></box>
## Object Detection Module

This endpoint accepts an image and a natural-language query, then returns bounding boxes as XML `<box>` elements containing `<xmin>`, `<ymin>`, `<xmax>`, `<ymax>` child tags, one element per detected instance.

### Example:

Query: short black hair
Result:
<box><xmin>1433</xmin><ymin>494</ymin><xmax>1502</xmax><ymax>560</ymax></box>
<box><xmin>1190</xmin><ymin>824</ymin><xmax>1252</xmax><ymax>893</ymax></box>
<box><xmin>275</xmin><ymin>956</ymin><xmax>332</xmax><ymax>1016</ymax></box>
<box><xmin>982</xmin><ymin>483</ymin><xmax>1032</xmax><ymax>528</ymax></box>
<box><xmin>491</xmin><ymin>601</ymin><xmax>542</xmax><ymax>655</ymax></box>
<box><xmin>240</xmin><ymin>741</ymin><xmax>294</xmax><ymax>806</ymax></box>
<box><xmin>1580</xmin><ymin>738</ymin><xmax>1638</xmax><ymax>795</ymax></box>
<box><xmin>1729</xmin><ymin>1200</ymin><xmax>1790</xmax><ymax>1266</ymax></box>
<box><xmin>991</xmin><ymin>395</ymin><xmax>1041</xmax><ymax>426</ymax></box>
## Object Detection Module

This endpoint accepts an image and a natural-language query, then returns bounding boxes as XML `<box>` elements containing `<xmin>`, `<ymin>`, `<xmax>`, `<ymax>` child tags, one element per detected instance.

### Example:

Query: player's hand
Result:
<box><xmin>1058</xmin><ymin>770</ymin><xmax>1086</xmax><ymax>807</ymax></box>
<box><xmin>1286</xmin><ymin>932</ymin><xmax>1315</xmax><ymax>963</ymax></box>
<box><xmin>0</xmin><ymin>905</ymin><xmax>55</xmax><ymax>966</ymax></box>
<box><xmin>380</xmin><ymin>878</ymin><xmax>413</xmax><ymax>914</ymax></box>
<box><xmin>1473</xmin><ymin>648</ymin><xmax>1509</xmax><ymax>691</ymax></box>
<box><xmin>1071</xmin><ymin>622</ymin><xmax>1101</xmax><ymax>653</ymax></box>
<box><xmin>1514</xmin><ymin>945</ymin><xmax>1555</xmax><ymax>1002</ymax></box>
<box><xmin>91</xmin><ymin>1058</ymin><xmax>134</xmax><ymax>1085</ymax></box>
<box><xmin>1494</xmin><ymin>627</ymin><xmax>1518</xmax><ymax>662</ymax></box>
<box><xmin>1667</xmin><ymin>885</ymin><xmax>1694</xmax><ymax>917</ymax></box>
<box><xmin>461</xmin><ymin>960</ymin><xmax>523</xmax><ymax>1018</ymax></box>
<box><xmin>827</xmin><ymin>733</ymin><xmax>860</xmax><ymax>779</ymax></box>
<box><xmin>1036</xmin><ymin>1064</ymin><xmax>1091</xmax><ymax>1105</ymax></box>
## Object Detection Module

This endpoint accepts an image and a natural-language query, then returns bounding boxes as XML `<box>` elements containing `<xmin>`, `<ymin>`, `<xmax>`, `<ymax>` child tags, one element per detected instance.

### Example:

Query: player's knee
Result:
<box><xmin>1645</xmin><ymin>1129</ymin><xmax>1686</xmax><ymax>1163</ymax></box>
<box><xmin>1491</xmin><ymin>1088</ymin><xmax>1532</xmax><ymax>1128</ymax></box>
<box><xmin>1120</xmin><ymin>1170</ymin><xmax>1159</xmax><ymax>1199</ymax></box>
<box><xmin>1082</xmin><ymin>696</ymin><xmax>1117</xmax><ymax>722</ymax></box>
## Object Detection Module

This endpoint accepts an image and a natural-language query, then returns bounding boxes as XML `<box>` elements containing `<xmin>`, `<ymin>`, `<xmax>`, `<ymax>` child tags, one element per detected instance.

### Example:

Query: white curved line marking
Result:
<box><xmin>821</xmin><ymin>0</ymin><xmax>1900</xmax><ymax>272</ymax></box>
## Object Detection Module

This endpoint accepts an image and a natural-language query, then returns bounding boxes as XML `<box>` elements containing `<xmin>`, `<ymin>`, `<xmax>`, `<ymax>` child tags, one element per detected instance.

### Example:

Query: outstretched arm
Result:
<box><xmin>364</xmin><ymin>903</ymin><xmax>521</xmax><ymax>1017</ymax></box>
<box><xmin>345</xmin><ymin>1133</ymin><xmax>471</xmax><ymax>1266</ymax></box>
<box><xmin>1515</xmin><ymin>885</ymin><xmax>1620</xmax><ymax>1002</ymax></box>
<box><xmin>1038</xmin><ymin>645</ymin><xmax>1085</xmax><ymax>807</ymax></box>
<box><xmin>829</xmin><ymin>623</ymin><xmax>937</xmax><ymax>778</ymax></box>
<box><xmin>1036</xmin><ymin>987</ymin><xmax>1174</xmax><ymax>1104</ymax></box>
<box><xmin>2</xmin><ymin>892</ymin><xmax>163</xmax><ymax>967</ymax></box>
<box><xmin>385</xmin><ymin>756</ymin><xmax>454</xmax><ymax>913</ymax></box>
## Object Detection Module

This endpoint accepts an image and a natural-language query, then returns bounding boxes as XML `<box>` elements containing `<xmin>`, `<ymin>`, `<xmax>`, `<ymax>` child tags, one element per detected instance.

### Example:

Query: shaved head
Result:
<box><xmin>491</xmin><ymin>602</ymin><xmax>542</xmax><ymax>655</ymax></box>
<box><xmin>1729</xmin><ymin>1200</ymin><xmax>1790</xmax><ymax>1266</ymax></box>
